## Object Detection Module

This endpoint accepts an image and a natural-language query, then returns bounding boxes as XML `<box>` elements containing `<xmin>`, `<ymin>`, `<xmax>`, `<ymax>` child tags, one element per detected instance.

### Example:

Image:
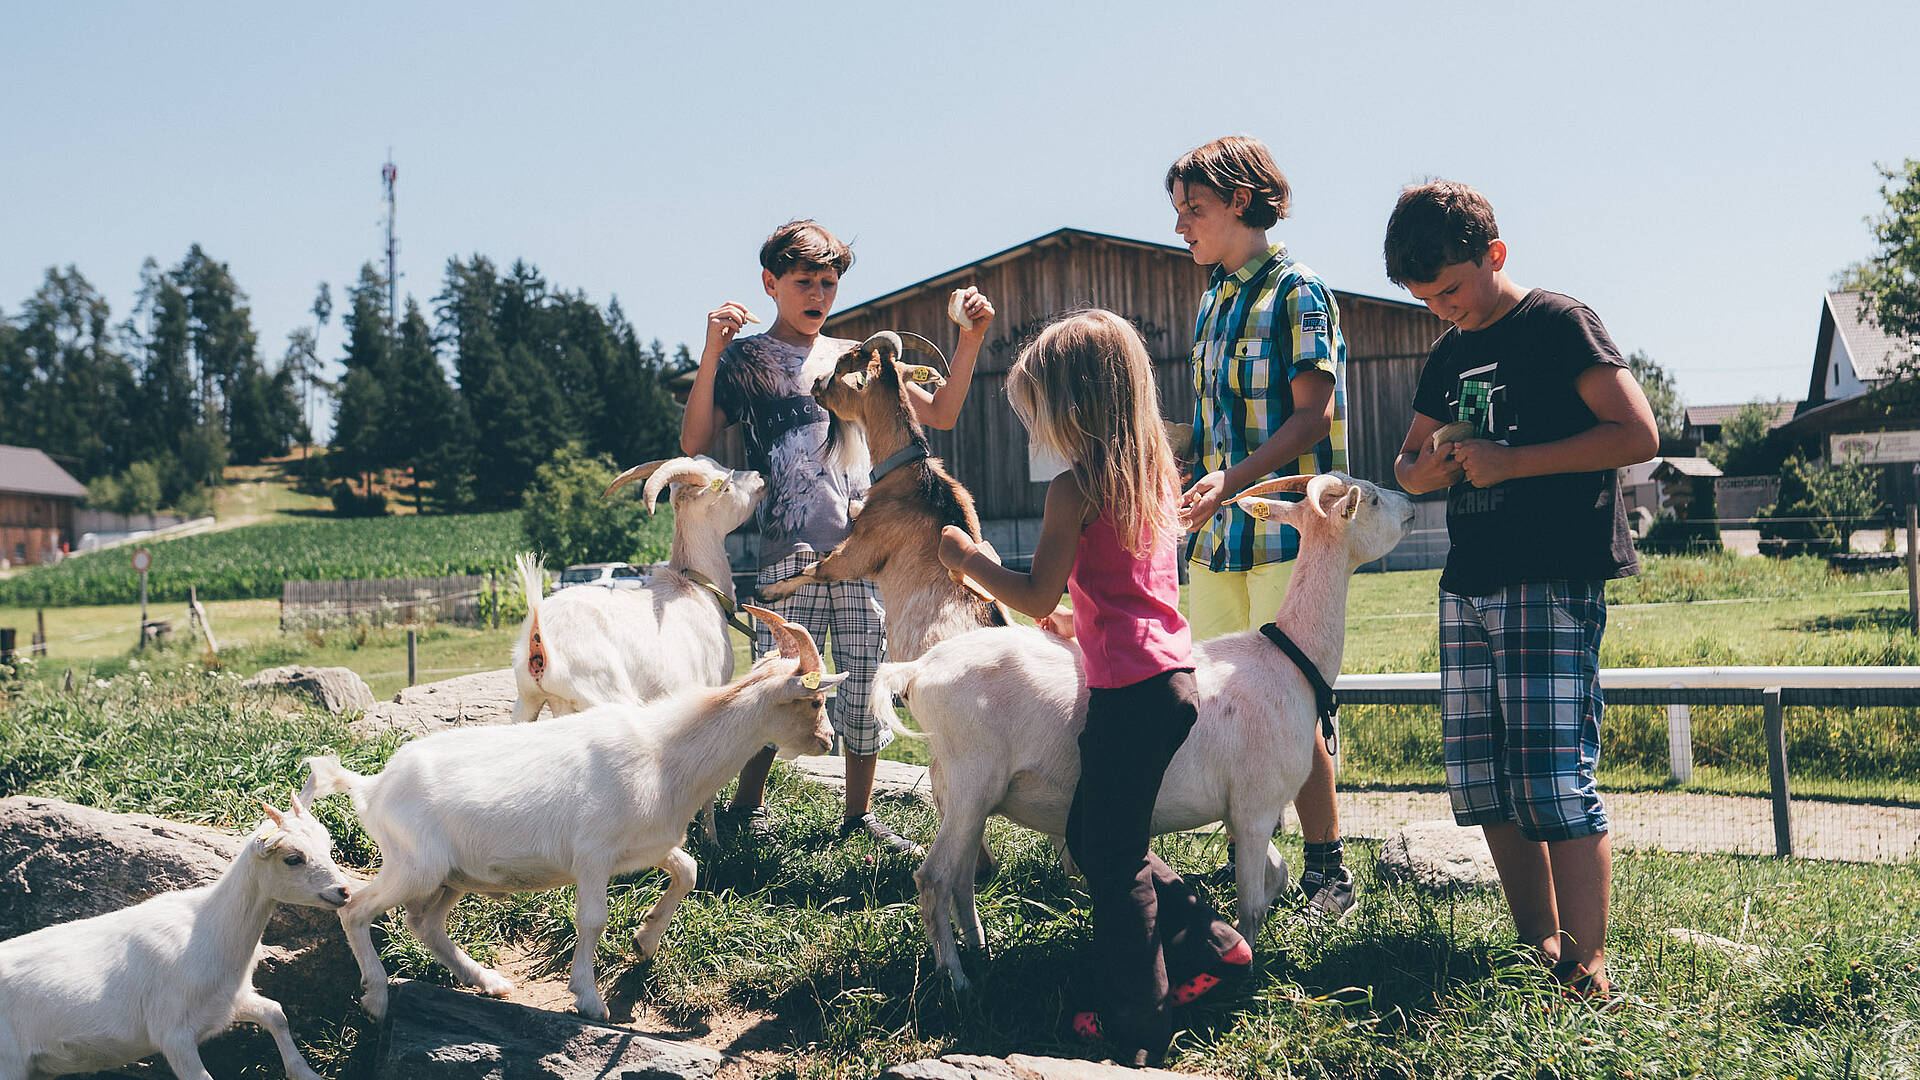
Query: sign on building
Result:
<box><xmin>1832</xmin><ymin>430</ymin><xmax>1920</xmax><ymax>464</ymax></box>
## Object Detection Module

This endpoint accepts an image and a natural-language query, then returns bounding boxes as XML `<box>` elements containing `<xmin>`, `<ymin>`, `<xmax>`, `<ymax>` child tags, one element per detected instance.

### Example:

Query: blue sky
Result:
<box><xmin>4</xmin><ymin>1</ymin><xmax>1916</xmax><ymax>431</ymax></box>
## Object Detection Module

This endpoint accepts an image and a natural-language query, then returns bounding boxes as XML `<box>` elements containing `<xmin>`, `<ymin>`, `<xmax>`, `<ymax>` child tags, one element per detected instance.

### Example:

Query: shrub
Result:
<box><xmin>519</xmin><ymin>443</ymin><xmax>671</xmax><ymax>568</ymax></box>
<box><xmin>330</xmin><ymin>480</ymin><xmax>389</xmax><ymax>518</ymax></box>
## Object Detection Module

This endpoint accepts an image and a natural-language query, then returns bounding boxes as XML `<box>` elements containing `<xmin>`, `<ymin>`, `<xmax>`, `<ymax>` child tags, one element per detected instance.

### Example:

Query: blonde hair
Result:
<box><xmin>1006</xmin><ymin>309</ymin><xmax>1180</xmax><ymax>557</ymax></box>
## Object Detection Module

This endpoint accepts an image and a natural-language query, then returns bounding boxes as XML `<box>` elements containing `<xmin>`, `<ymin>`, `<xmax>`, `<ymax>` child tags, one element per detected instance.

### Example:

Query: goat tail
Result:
<box><xmin>871</xmin><ymin>662</ymin><xmax>926</xmax><ymax>741</ymax></box>
<box><xmin>515</xmin><ymin>551</ymin><xmax>549</xmax><ymax>684</ymax></box>
<box><xmin>300</xmin><ymin>755</ymin><xmax>368</xmax><ymax>805</ymax></box>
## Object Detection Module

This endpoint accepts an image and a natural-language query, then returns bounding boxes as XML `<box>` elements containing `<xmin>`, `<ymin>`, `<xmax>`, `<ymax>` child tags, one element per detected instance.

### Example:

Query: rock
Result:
<box><xmin>880</xmin><ymin>1054</ymin><xmax>1210</xmax><ymax>1080</ymax></box>
<box><xmin>241</xmin><ymin>664</ymin><xmax>376</xmax><ymax>714</ymax></box>
<box><xmin>789</xmin><ymin>754</ymin><xmax>932</xmax><ymax>802</ymax></box>
<box><xmin>1376</xmin><ymin>819</ymin><xmax>1500</xmax><ymax>891</ymax></box>
<box><xmin>376</xmin><ymin>979</ymin><xmax>727</xmax><ymax>1079</ymax></box>
<box><xmin>0</xmin><ymin>796</ymin><xmax>362</xmax><ymax>1023</ymax></box>
<box><xmin>354</xmin><ymin>668</ymin><xmax>519</xmax><ymax>739</ymax></box>
<box><xmin>1665</xmin><ymin>927</ymin><xmax>1770</xmax><ymax>965</ymax></box>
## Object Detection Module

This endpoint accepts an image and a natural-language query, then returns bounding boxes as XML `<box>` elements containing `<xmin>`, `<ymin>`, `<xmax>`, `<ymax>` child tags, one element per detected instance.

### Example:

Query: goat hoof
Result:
<box><xmin>359</xmin><ymin>989</ymin><xmax>389</xmax><ymax>1020</ymax></box>
<box><xmin>475</xmin><ymin>969</ymin><xmax>514</xmax><ymax>996</ymax></box>
<box><xmin>573</xmin><ymin>997</ymin><xmax>611</xmax><ymax>1022</ymax></box>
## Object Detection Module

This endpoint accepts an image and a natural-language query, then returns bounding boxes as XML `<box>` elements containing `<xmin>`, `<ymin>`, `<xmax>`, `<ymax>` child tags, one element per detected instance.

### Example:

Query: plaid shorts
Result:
<box><xmin>754</xmin><ymin>551</ymin><xmax>891</xmax><ymax>756</ymax></box>
<box><xmin>1440</xmin><ymin>581</ymin><xmax>1610</xmax><ymax>842</ymax></box>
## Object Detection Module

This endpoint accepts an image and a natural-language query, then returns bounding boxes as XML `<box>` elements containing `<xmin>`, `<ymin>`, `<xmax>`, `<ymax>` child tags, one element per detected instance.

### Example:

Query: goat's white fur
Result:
<box><xmin>0</xmin><ymin>798</ymin><xmax>351</xmax><ymax>1080</ymax></box>
<box><xmin>302</xmin><ymin>609</ymin><xmax>842</xmax><ymax>1022</ymax></box>
<box><xmin>509</xmin><ymin>455</ymin><xmax>763</xmax><ymax>724</ymax></box>
<box><xmin>874</xmin><ymin>473</ymin><xmax>1413</xmax><ymax>990</ymax></box>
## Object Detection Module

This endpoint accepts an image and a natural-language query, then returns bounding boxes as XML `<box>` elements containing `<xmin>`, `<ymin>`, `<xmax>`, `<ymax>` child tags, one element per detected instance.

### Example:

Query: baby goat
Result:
<box><xmin>0</xmin><ymin>797</ymin><xmax>350</xmax><ymax>1080</ymax></box>
<box><xmin>510</xmin><ymin>455</ymin><xmax>764</xmax><ymax>723</ymax></box>
<box><xmin>755</xmin><ymin>332</ymin><xmax>1008</xmax><ymax>660</ymax></box>
<box><xmin>874</xmin><ymin>473</ymin><xmax>1413</xmax><ymax>989</ymax></box>
<box><xmin>303</xmin><ymin>607</ymin><xmax>839</xmax><ymax>1022</ymax></box>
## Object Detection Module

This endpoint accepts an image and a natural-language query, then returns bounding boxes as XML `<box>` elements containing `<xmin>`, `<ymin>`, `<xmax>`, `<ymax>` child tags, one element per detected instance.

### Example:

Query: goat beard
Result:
<box><xmin>821</xmin><ymin>414</ymin><xmax>872</xmax><ymax>480</ymax></box>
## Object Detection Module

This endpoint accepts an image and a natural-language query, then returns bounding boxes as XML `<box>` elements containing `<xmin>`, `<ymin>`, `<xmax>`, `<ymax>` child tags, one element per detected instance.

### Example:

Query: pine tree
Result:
<box><xmin>330</xmin><ymin>264</ymin><xmax>394</xmax><ymax>492</ymax></box>
<box><xmin>386</xmin><ymin>297</ymin><xmax>460</xmax><ymax>510</ymax></box>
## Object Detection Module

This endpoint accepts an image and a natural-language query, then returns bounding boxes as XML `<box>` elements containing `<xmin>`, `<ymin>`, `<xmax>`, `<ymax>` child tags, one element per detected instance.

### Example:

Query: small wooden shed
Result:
<box><xmin>821</xmin><ymin>228</ymin><xmax>1448</xmax><ymax>532</ymax></box>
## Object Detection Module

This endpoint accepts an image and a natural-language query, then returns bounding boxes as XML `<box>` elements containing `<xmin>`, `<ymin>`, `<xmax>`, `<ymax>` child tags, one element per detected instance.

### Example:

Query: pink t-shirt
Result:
<box><xmin>1068</xmin><ymin>505</ymin><xmax>1193</xmax><ymax>689</ymax></box>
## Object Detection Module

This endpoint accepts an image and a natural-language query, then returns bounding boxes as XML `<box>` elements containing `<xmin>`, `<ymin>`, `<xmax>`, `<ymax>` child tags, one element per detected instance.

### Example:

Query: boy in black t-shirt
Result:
<box><xmin>1387</xmin><ymin>181</ymin><xmax>1658</xmax><ymax>1001</ymax></box>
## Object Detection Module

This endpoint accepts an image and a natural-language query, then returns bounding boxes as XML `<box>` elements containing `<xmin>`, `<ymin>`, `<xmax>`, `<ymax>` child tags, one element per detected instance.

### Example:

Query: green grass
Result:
<box><xmin>2</xmin><ymin>662</ymin><xmax>1915</xmax><ymax>1078</ymax></box>
<box><xmin>0</xmin><ymin>511</ymin><xmax>536</xmax><ymax>607</ymax></box>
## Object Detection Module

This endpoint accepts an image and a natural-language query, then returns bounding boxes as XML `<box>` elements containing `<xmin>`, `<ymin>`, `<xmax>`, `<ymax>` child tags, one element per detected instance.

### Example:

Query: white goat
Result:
<box><xmin>0</xmin><ymin>798</ymin><xmax>351</xmax><ymax>1080</ymax></box>
<box><xmin>510</xmin><ymin>455</ymin><xmax>764</xmax><ymax>724</ymax></box>
<box><xmin>874</xmin><ymin>473</ymin><xmax>1413</xmax><ymax>989</ymax></box>
<box><xmin>301</xmin><ymin>606</ymin><xmax>840</xmax><ymax>1022</ymax></box>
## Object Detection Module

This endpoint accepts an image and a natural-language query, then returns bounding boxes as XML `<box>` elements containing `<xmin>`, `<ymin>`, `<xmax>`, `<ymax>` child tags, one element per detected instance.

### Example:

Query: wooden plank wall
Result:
<box><xmin>824</xmin><ymin>233</ymin><xmax>1450</xmax><ymax>519</ymax></box>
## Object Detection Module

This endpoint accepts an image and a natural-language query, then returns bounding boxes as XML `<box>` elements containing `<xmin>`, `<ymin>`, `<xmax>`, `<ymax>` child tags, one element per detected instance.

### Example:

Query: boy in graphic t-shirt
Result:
<box><xmin>679</xmin><ymin>219</ymin><xmax>995</xmax><ymax>855</ymax></box>
<box><xmin>1388</xmin><ymin>181</ymin><xmax>1658</xmax><ymax>1002</ymax></box>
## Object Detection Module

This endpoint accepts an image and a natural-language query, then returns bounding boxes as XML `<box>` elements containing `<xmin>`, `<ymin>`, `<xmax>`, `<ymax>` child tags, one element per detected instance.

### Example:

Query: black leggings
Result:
<box><xmin>1065</xmin><ymin>668</ymin><xmax>1239</xmax><ymax>1053</ymax></box>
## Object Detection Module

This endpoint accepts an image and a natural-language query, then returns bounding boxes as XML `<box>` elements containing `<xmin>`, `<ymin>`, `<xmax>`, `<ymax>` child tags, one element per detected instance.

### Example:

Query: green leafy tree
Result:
<box><xmin>385</xmin><ymin>298</ymin><xmax>461</xmax><ymax>510</ymax></box>
<box><xmin>519</xmin><ymin>443</ymin><xmax>652</xmax><ymax>567</ymax></box>
<box><xmin>1850</xmin><ymin>159</ymin><xmax>1920</xmax><ymax>347</ymax></box>
<box><xmin>1626</xmin><ymin>349</ymin><xmax>1686</xmax><ymax>442</ymax></box>
<box><xmin>1704</xmin><ymin>399</ymin><xmax>1783</xmax><ymax>475</ymax></box>
<box><xmin>7</xmin><ymin>267</ymin><xmax>139</xmax><ymax>480</ymax></box>
<box><xmin>1760</xmin><ymin>451</ymin><xmax>1888</xmax><ymax>555</ymax></box>
<box><xmin>329</xmin><ymin>264</ymin><xmax>393</xmax><ymax>488</ymax></box>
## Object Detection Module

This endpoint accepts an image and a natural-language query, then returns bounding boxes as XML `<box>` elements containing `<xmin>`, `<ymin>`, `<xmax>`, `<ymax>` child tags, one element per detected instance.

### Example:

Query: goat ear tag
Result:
<box><xmin>1239</xmin><ymin>498</ymin><xmax>1273</xmax><ymax>521</ymax></box>
<box><xmin>707</xmin><ymin>477</ymin><xmax>728</xmax><ymax>493</ymax></box>
<box><xmin>800</xmin><ymin>671</ymin><xmax>822</xmax><ymax>690</ymax></box>
<box><xmin>905</xmin><ymin>365</ymin><xmax>940</xmax><ymax>384</ymax></box>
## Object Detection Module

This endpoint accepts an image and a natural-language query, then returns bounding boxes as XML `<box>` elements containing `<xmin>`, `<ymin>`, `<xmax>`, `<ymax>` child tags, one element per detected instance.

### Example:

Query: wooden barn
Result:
<box><xmin>0</xmin><ymin>445</ymin><xmax>87</xmax><ymax>567</ymax></box>
<box><xmin>819</xmin><ymin>228</ymin><xmax>1451</xmax><ymax>567</ymax></box>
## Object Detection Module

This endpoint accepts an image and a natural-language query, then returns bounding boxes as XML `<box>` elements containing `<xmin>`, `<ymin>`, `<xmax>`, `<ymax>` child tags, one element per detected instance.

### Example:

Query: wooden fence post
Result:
<box><xmin>407</xmin><ymin>629</ymin><xmax>418</xmax><ymax>687</ymax></box>
<box><xmin>1905</xmin><ymin>503</ymin><xmax>1918</xmax><ymax>634</ymax></box>
<box><xmin>489</xmin><ymin>570</ymin><xmax>499</xmax><ymax>629</ymax></box>
<box><xmin>33</xmin><ymin>609</ymin><xmax>46</xmax><ymax>657</ymax></box>
<box><xmin>1762</xmin><ymin>687</ymin><xmax>1792</xmax><ymax>857</ymax></box>
<box><xmin>1665</xmin><ymin>683</ymin><xmax>1692</xmax><ymax>782</ymax></box>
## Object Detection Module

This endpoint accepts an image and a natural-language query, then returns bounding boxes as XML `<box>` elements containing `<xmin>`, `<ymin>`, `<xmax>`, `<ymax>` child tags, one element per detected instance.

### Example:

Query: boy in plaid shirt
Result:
<box><xmin>1167</xmin><ymin>135</ymin><xmax>1355</xmax><ymax>916</ymax></box>
<box><xmin>1390</xmin><ymin>181</ymin><xmax>1657</xmax><ymax>999</ymax></box>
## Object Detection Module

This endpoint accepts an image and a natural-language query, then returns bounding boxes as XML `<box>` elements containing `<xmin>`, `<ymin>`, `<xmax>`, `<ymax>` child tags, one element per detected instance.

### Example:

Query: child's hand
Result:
<box><xmin>704</xmin><ymin>301</ymin><xmax>759</xmax><ymax>359</ymax></box>
<box><xmin>937</xmin><ymin>524</ymin><xmax>978</xmax><ymax>572</ymax></box>
<box><xmin>1179</xmin><ymin>470</ymin><xmax>1230</xmax><ymax>532</ymax></box>
<box><xmin>950</xmin><ymin>287</ymin><xmax>995</xmax><ymax>339</ymax></box>
<box><xmin>1037</xmin><ymin>604</ymin><xmax>1076</xmax><ymax>640</ymax></box>
<box><xmin>1452</xmin><ymin>439</ymin><xmax>1516</xmax><ymax>488</ymax></box>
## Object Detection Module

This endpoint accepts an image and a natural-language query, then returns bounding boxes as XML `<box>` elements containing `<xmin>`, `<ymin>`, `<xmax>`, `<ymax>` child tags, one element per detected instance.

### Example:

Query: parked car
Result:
<box><xmin>553</xmin><ymin>562</ymin><xmax>650</xmax><ymax>591</ymax></box>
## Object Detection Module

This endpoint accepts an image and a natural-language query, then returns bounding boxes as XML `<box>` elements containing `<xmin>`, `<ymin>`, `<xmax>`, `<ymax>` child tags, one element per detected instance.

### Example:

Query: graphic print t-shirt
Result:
<box><xmin>713</xmin><ymin>333</ymin><xmax>866</xmax><ymax>563</ymax></box>
<box><xmin>1411</xmin><ymin>290</ymin><xmax>1639</xmax><ymax>596</ymax></box>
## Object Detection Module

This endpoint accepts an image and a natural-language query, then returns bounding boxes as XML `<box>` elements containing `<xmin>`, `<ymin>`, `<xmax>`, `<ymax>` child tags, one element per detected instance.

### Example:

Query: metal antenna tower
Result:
<box><xmin>382</xmin><ymin>151</ymin><xmax>400</xmax><ymax>331</ymax></box>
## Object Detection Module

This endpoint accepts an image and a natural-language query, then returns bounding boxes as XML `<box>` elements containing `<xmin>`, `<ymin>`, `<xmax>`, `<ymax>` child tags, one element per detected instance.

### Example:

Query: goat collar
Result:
<box><xmin>679</xmin><ymin>568</ymin><xmax>756</xmax><ymax>640</ymax></box>
<box><xmin>869</xmin><ymin>442</ymin><xmax>929</xmax><ymax>485</ymax></box>
<box><xmin>1258</xmin><ymin>623</ymin><xmax>1339</xmax><ymax>757</ymax></box>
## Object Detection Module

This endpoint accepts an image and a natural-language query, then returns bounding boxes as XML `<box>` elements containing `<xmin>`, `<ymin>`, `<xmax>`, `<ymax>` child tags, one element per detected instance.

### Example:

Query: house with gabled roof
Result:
<box><xmin>1807</xmin><ymin>290</ymin><xmax>1914</xmax><ymax>406</ymax></box>
<box><xmin>0</xmin><ymin>445</ymin><xmax>88</xmax><ymax>566</ymax></box>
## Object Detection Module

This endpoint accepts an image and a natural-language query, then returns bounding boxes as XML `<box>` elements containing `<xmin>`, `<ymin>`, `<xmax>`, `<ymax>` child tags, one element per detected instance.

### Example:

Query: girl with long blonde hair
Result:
<box><xmin>938</xmin><ymin>309</ymin><xmax>1249</xmax><ymax>1067</ymax></box>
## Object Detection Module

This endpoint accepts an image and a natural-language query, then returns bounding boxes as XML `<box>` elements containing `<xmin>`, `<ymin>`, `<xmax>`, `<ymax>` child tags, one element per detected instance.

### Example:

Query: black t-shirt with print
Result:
<box><xmin>1411</xmin><ymin>289</ymin><xmax>1639</xmax><ymax>597</ymax></box>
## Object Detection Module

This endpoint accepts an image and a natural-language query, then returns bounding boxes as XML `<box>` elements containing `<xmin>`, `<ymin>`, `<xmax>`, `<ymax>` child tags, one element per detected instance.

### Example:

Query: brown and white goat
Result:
<box><xmin>755</xmin><ymin>332</ymin><xmax>1009</xmax><ymax>660</ymax></box>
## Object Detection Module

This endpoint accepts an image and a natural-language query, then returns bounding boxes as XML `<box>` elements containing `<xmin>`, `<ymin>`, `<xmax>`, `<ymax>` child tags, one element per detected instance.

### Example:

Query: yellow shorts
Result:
<box><xmin>1185</xmin><ymin>560</ymin><xmax>1296</xmax><ymax>642</ymax></box>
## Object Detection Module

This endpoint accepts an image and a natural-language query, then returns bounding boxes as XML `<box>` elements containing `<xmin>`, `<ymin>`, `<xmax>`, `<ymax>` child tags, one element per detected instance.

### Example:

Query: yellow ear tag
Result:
<box><xmin>708</xmin><ymin>477</ymin><xmax>728</xmax><ymax>493</ymax></box>
<box><xmin>1242</xmin><ymin>499</ymin><xmax>1271</xmax><ymax>520</ymax></box>
<box><xmin>800</xmin><ymin>671</ymin><xmax>822</xmax><ymax>690</ymax></box>
<box><xmin>905</xmin><ymin>365</ymin><xmax>939</xmax><ymax>383</ymax></box>
<box><xmin>1343</xmin><ymin>498</ymin><xmax>1359</xmax><ymax>520</ymax></box>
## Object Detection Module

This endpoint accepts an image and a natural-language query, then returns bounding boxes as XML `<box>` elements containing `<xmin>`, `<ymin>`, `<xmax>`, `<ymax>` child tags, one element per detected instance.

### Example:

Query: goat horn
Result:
<box><xmin>1305</xmin><ymin>473</ymin><xmax>1350</xmax><ymax>518</ymax></box>
<box><xmin>862</xmin><ymin>330</ymin><xmax>951</xmax><ymax>380</ymax></box>
<box><xmin>260</xmin><ymin>802</ymin><xmax>286</xmax><ymax>827</ymax></box>
<box><xmin>604</xmin><ymin>459</ymin><xmax>668</xmax><ymax>499</ymax></box>
<box><xmin>742</xmin><ymin>604</ymin><xmax>824</xmax><ymax>672</ymax></box>
<box><xmin>634</xmin><ymin>457</ymin><xmax>723</xmax><ymax>514</ymax></box>
<box><xmin>1238</xmin><ymin>475</ymin><xmax>1313</xmax><ymax>500</ymax></box>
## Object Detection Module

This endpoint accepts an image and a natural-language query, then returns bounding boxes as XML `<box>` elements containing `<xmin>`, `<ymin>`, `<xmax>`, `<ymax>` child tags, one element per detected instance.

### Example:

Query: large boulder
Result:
<box><xmin>241</xmin><ymin>664</ymin><xmax>376</xmax><ymax>714</ymax></box>
<box><xmin>375</xmin><ymin>979</ymin><xmax>727</xmax><ymax>1079</ymax></box>
<box><xmin>1375</xmin><ymin>819</ymin><xmax>1500</xmax><ymax>892</ymax></box>
<box><xmin>0</xmin><ymin>796</ymin><xmax>362</xmax><ymax>1022</ymax></box>
<box><xmin>355</xmin><ymin>667</ymin><xmax>519</xmax><ymax>739</ymax></box>
<box><xmin>880</xmin><ymin>1054</ymin><xmax>1211</xmax><ymax>1079</ymax></box>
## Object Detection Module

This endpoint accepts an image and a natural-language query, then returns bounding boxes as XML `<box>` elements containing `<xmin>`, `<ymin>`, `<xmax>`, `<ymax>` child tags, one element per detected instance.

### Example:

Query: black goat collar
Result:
<box><xmin>679</xmin><ymin>568</ymin><xmax>756</xmax><ymax>640</ymax></box>
<box><xmin>1258</xmin><ymin>622</ymin><xmax>1339</xmax><ymax>757</ymax></box>
<box><xmin>870</xmin><ymin>442</ymin><xmax>929</xmax><ymax>485</ymax></box>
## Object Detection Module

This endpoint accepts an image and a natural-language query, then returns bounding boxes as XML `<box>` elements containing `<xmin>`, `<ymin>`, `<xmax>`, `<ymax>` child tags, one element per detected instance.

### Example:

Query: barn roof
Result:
<box><xmin>830</xmin><ymin>226</ymin><xmax>1429</xmax><ymax>323</ymax></box>
<box><xmin>0</xmin><ymin>445</ymin><xmax>88</xmax><ymax>499</ymax></box>
<box><xmin>1825</xmin><ymin>290</ymin><xmax>1912</xmax><ymax>383</ymax></box>
<box><xmin>1651</xmin><ymin>456</ymin><xmax>1723</xmax><ymax>479</ymax></box>
<box><xmin>1685</xmin><ymin>402</ymin><xmax>1796</xmax><ymax>429</ymax></box>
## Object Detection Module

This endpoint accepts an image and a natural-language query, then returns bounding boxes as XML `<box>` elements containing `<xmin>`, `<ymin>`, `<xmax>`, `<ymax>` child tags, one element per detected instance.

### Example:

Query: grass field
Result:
<box><xmin>2</xmin><ymin>664</ymin><xmax>1915</xmax><ymax>1078</ymax></box>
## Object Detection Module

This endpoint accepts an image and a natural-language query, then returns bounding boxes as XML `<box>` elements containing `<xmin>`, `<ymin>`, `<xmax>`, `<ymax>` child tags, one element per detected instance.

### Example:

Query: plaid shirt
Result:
<box><xmin>1187</xmin><ymin>243</ymin><xmax>1348</xmax><ymax>572</ymax></box>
